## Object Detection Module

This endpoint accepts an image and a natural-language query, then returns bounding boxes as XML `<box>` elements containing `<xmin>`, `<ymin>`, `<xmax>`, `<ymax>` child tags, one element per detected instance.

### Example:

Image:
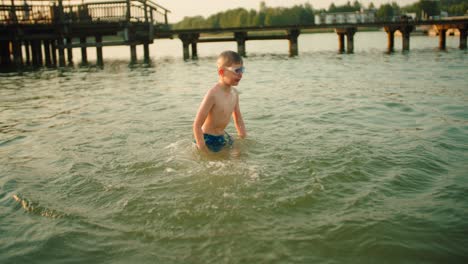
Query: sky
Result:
<box><xmin>156</xmin><ymin>0</ymin><xmax>420</xmax><ymax>23</ymax></box>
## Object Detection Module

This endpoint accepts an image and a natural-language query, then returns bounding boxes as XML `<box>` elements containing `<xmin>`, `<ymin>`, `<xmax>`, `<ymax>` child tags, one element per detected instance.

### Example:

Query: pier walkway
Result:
<box><xmin>1</xmin><ymin>0</ymin><xmax>169</xmax><ymax>70</ymax></box>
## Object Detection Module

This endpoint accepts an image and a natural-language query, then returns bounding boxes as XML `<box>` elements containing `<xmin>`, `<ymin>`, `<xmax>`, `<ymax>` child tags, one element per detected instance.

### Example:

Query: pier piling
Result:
<box><xmin>96</xmin><ymin>36</ymin><xmax>103</xmax><ymax>67</ymax></box>
<box><xmin>66</xmin><ymin>38</ymin><xmax>73</xmax><ymax>65</ymax></box>
<box><xmin>235</xmin><ymin>32</ymin><xmax>247</xmax><ymax>57</ymax></box>
<box><xmin>459</xmin><ymin>26</ymin><xmax>468</xmax><ymax>49</ymax></box>
<box><xmin>143</xmin><ymin>43</ymin><xmax>150</xmax><ymax>63</ymax></box>
<box><xmin>130</xmin><ymin>44</ymin><xmax>137</xmax><ymax>64</ymax></box>
<box><xmin>80</xmin><ymin>37</ymin><xmax>88</xmax><ymax>65</ymax></box>
<box><xmin>288</xmin><ymin>29</ymin><xmax>300</xmax><ymax>56</ymax></box>
<box><xmin>44</xmin><ymin>40</ymin><xmax>52</xmax><ymax>67</ymax></box>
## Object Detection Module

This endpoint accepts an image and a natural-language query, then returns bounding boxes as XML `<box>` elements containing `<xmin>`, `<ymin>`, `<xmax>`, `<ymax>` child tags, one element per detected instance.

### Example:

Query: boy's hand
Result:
<box><xmin>197</xmin><ymin>144</ymin><xmax>209</xmax><ymax>153</ymax></box>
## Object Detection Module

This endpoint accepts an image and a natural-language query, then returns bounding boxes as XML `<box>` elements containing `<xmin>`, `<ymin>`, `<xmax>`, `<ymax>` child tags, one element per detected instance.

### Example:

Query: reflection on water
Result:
<box><xmin>1</xmin><ymin>32</ymin><xmax>468</xmax><ymax>263</ymax></box>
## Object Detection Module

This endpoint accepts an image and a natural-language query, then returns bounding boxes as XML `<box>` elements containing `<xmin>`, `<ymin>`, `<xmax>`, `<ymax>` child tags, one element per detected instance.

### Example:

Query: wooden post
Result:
<box><xmin>0</xmin><ymin>40</ymin><xmax>12</xmax><ymax>67</ymax></box>
<box><xmin>130</xmin><ymin>44</ymin><xmax>137</xmax><ymax>64</ymax></box>
<box><xmin>143</xmin><ymin>43</ymin><xmax>150</xmax><ymax>63</ymax></box>
<box><xmin>43</xmin><ymin>40</ymin><xmax>52</xmax><ymax>67</ymax></box>
<box><xmin>57</xmin><ymin>38</ymin><xmax>66</xmax><ymax>67</ymax></box>
<box><xmin>143</xmin><ymin>1</ymin><xmax>148</xmax><ymax>23</ymax></box>
<box><xmin>9</xmin><ymin>1</ymin><xmax>18</xmax><ymax>23</ymax></box>
<box><xmin>80</xmin><ymin>37</ymin><xmax>88</xmax><ymax>65</ymax></box>
<box><xmin>234</xmin><ymin>31</ymin><xmax>247</xmax><ymax>57</ymax></box>
<box><xmin>66</xmin><ymin>37</ymin><xmax>73</xmax><ymax>65</ymax></box>
<box><xmin>51</xmin><ymin>40</ymin><xmax>57</xmax><ymax>67</ymax></box>
<box><xmin>58</xmin><ymin>0</ymin><xmax>65</xmax><ymax>23</ymax></box>
<box><xmin>30</xmin><ymin>40</ymin><xmax>38</xmax><ymax>67</ymax></box>
<box><xmin>288</xmin><ymin>29</ymin><xmax>300</xmax><ymax>57</ymax></box>
<box><xmin>12</xmin><ymin>40</ymin><xmax>23</xmax><ymax>69</ymax></box>
<box><xmin>126</xmin><ymin>0</ymin><xmax>131</xmax><ymax>21</ymax></box>
<box><xmin>96</xmin><ymin>35</ymin><xmax>103</xmax><ymax>67</ymax></box>
<box><xmin>24</xmin><ymin>41</ymin><xmax>31</xmax><ymax>66</ymax></box>
<box><xmin>38</xmin><ymin>42</ymin><xmax>44</xmax><ymax>66</ymax></box>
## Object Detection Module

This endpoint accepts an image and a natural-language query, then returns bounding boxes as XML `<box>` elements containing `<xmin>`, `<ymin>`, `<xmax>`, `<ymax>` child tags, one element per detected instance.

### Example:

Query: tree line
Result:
<box><xmin>172</xmin><ymin>0</ymin><xmax>468</xmax><ymax>29</ymax></box>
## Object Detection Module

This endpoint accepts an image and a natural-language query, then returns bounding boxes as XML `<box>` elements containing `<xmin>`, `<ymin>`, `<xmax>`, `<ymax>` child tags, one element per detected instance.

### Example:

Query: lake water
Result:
<box><xmin>1</xmin><ymin>32</ymin><xmax>467</xmax><ymax>263</ymax></box>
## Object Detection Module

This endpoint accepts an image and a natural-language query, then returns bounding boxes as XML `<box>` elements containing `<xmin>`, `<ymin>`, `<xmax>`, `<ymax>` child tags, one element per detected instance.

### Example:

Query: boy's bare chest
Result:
<box><xmin>213</xmin><ymin>93</ymin><xmax>236</xmax><ymax>115</ymax></box>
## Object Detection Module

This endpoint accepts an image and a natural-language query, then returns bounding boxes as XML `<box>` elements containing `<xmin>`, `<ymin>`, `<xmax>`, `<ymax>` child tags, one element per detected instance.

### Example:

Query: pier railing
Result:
<box><xmin>0</xmin><ymin>0</ymin><xmax>169</xmax><ymax>25</ymax></box>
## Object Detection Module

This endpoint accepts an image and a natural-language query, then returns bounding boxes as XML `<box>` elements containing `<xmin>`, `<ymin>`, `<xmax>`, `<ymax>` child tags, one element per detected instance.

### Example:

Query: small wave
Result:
<box><xmin>12</xmin><ymin>194</ymin><xmax>66</xmax><ymax>219</ymax></box>
<box><xmin>0</xmin><ymin>135</ymin><xmax>26</xmax><ymax>147</ymax></box>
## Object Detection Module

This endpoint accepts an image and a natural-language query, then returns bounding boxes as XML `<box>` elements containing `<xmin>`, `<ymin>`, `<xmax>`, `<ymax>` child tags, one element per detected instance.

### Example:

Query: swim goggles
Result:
<box><xmin>224</xmin><ymin>66</ymin><xmax>245</xmax><ymax>74</ymax></box>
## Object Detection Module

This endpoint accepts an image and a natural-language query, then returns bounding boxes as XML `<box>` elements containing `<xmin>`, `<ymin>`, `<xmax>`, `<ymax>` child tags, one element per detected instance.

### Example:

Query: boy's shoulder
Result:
<box><xmin>206</xmin><ymin>84</ymin><xmax>221</xmax><ymax>96</ymax></box>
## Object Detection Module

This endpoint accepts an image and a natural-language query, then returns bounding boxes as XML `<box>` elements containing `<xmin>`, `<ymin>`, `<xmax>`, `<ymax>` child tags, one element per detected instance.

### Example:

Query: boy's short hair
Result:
<box><xmin>217</xmin><ymin>50</ymin><xmax>243</xmax><ymax>69</ymax></box>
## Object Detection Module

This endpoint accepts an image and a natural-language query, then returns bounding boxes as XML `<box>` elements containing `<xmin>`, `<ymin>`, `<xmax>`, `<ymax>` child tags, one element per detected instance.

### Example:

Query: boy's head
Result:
<box><xmin>217</xmin><ymin>51</ymin><xmax>244</xmax><ymax>87</ymax></box>
<box><xmin>217</xmin><ymin>50</ymin><xmax>243</xmax><ymax>69</ymax></box>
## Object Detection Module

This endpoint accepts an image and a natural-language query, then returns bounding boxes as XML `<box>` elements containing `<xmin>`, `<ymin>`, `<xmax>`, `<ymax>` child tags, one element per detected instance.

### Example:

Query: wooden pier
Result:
<box><xmin>164</xmin><ymin>18</ymin><xmax>468</xmax><ymax>60</ymax></box>
<box><xmin>0</xmin><ymin>0</ymin><xmax>170</xmax><ymax>71</ymax></box>
<box><xmin>1</xmin><ymin>1</ymin><xmax>467</xmax><ymax>71</ymax></box>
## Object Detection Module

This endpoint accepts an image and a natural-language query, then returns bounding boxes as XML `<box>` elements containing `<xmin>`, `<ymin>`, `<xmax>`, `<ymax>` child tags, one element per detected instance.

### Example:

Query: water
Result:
<box><xmin>1</xmin><ymin>32</ymin><xmax>467</xmax><ymax>263</ymax></box>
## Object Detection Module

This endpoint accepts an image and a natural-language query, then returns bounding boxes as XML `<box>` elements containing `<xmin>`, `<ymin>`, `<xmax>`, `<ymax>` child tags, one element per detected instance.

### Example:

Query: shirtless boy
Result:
<box><xmin>193</xmin><ymin>50</ymin><xmax>247</xmax><ymax>152</ymax></box>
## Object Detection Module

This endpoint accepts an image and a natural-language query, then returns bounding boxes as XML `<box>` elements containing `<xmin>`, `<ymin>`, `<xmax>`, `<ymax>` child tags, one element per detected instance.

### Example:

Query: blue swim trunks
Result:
<box><xmin>203</xmin><ymin>132</ymin><xmax>234</xmax><ymax>152</ymax></box>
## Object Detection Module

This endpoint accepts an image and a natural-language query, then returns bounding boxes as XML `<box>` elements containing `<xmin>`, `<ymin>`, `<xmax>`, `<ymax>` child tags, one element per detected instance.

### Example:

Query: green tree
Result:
<box><xmin>419</xmin><ymin>0</ymin><xmax>441</xmax><ymax>17</ymax></box>
<box><xmin>377</xmin><ymin>3</ymin><xmax>396</xmax><ymax>19</ymax></box>
<box><xmin>172</xmin><ymin>1</ymin><xmax>315</xmax><ymax>29</ymax></box>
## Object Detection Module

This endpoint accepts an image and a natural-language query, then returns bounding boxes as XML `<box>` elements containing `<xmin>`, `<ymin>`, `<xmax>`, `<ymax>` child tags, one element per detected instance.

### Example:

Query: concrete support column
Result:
<box><xmin>438</xmin><ymin>28</ymin><xmax>447</xmax><ymax>50</ymax></box>
<box><xmin>234</xmin><ymin>31</ymin><xmax>248</xmax><ymax>57</ymax></box>
<box><xmin>190</xmin><ymin>33</ymin><xmax>199</xmax><ymax>59</ymax></box>
<box><xmin>178</xmin><ymin>33</ymin><xmax>190</xmax><ymax>60</ymax></box>
<box><xmin>336</xmin><ymin>28</ymin><xmax>356</xmax><ymax>53</ymax></box>
<box><xmin>130</xmin><ymin>44</ymin><xmax>137</xmax><ymax>64</ymax></box>
<box><xmin>80</xmin><ymin>37</ymin><xmax>88</xmax><ymax>65</ymax></box>
<box><xmin>191</xmin><ymin>42</ymin><xmax>198</xmax><ymax>59</ymax></box>
<box><xmin>179</xmin><ymin>33</ymin><xmax>199</xmax><ymax>60</ymax></box>
<box><xmin>96</xmin><ymin>35</ymin><xmax>103</xmax><ymax>67</ymax></box>
<box><xmin>459</xmin><ymin>26</ymin><xmax>467</xmax><ymax>50</ymax></box>
<box><xmin>182</xmin><ymin>41</ymin><xmax>190</xmax><ymax>60</ymax></box>
<box><xmin>287</xmin><ymin>29</ymin><xmax>300</xmax><ymax>57</ymax></box>
<box><xmin>337</xmin><ymin>33</ymin><xmax>345</xmax><ymax>53</ymax></box>
<box><xmin>143</xmin><ymin>43</ymin><xmax>150</xmax><ymax>63</ymax></box>
<box><xmin>401</xmin><ymin>25</ymin><xmax>414</xmax><ymax>51</ymax></box>
<box><xmin>387</xmin><ymin>31</ymin><xmax>395</xmax><ymax>53</ymax></box>
<box><xmin>384</xmin><ymin>26</ymin><xmax>398</xmax><ymax>53</ymax></box>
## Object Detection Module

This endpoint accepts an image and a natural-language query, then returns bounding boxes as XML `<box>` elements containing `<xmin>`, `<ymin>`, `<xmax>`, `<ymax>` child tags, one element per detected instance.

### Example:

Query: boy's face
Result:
<box><xmin>220</xmin><ymin>63</ymin><xmax>244</xmax><ymax>86</ymax></box>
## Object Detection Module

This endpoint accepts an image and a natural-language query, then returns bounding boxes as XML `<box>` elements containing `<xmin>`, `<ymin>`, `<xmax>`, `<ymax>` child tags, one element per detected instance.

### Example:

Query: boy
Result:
<box><xmin>193</xmin><ymin>50</ymin><xmax>247</xmax><ymax>153</ymax></box>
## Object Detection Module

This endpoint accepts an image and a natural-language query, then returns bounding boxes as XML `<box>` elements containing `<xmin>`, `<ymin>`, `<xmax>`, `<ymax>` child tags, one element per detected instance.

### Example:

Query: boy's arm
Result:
<box><xmin>193</xmin><ymin>92</ymin><xmax>214</xmax><ymax>152</ymax></box>
<box><xmin>232</xmin><ymin>94</ymin><xmax>247</xmax><ymax>138</ymax></box>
